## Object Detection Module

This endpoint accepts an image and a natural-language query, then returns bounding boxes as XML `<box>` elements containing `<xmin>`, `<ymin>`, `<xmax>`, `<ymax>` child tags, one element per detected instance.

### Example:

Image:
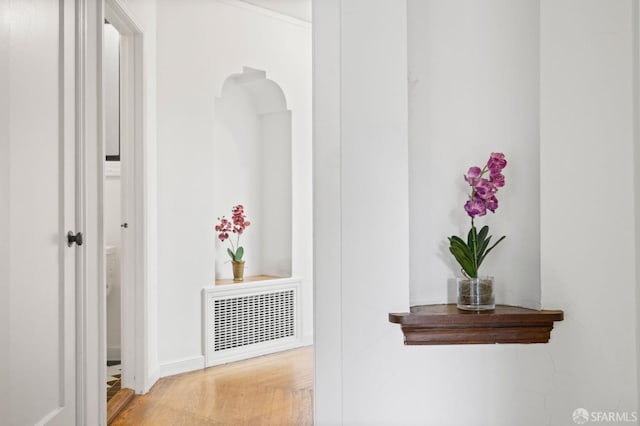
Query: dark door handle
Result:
<box><xmin>121</xmin><ymin>223</ymin><xmax>128</xmax><ymax>229</ymax></box>
<box><xmin>67</xmin><ymin>231</ymin><xmax>83</xmax><ymax>247</ymax></box>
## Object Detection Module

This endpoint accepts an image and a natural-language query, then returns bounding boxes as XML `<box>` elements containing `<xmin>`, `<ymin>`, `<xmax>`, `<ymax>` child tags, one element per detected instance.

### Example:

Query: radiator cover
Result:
<box><xmin>204</xmin><ymin>278</ymin><xmax>302</xmax><ymax>366</ymax></box>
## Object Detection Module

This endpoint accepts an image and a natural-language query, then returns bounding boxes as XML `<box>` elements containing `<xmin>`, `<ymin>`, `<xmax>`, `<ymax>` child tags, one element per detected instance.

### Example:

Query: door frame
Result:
<box><xmin>102</xmin><ymin>0</ymin><xmax>148</xmax><ymax>405</ymax></box>
<box><xmin>73</xmin><ymin>0</ymin><xmax>148</xmax><ymax>422</ymax></box>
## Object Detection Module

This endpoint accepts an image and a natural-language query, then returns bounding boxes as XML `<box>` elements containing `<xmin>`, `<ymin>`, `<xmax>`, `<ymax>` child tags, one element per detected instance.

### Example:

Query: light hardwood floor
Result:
<box><xmin>111</xmin><ymin>346</ymin><xmax>313</xmax><ymax>425</ymax></box>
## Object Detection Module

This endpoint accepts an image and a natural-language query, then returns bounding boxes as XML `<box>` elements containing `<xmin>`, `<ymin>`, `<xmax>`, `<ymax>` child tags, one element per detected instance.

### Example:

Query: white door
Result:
<box><xmin>2</xmin><ymin>0</ymin><xmax>78</xmax><ymax>424</ymax></box>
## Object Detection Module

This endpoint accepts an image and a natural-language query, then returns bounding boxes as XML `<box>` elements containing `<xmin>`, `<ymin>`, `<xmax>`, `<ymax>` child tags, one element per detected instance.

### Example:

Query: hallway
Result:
<box><xmin>111</xmin><ymin>347</ymin><xmax>313</xmax><ymax>425</ymax></box>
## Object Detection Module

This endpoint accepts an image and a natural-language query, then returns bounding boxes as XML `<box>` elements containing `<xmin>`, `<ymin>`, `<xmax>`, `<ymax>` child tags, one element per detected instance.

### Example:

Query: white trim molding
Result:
<box><xmin>159</xmin><ymin>356</ymin><xmax>206</xmax><ymax>378</ymax></box>
<box><xmin>217</xmin><ymin>0</ymin><xmax>311</xmax><ymax>29</ymax></box>
<box><xmin>104</xmin><ymin>0</ymin><xmax>152</xmax><ymax>398</ymax></box>
<box><xmin>76</xmin><ymin>0</ymin><xmax>106</xmax><ymax>423</ymax></box>
<box><xmin>104</xmin><ymin>160</ymin><xmax>121</xmax><ymax>177</ymax></box>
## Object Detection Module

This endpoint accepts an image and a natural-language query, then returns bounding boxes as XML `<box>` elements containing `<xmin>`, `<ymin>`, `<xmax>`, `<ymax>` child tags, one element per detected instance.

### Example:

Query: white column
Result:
<box><xmin>540</xmin><ymin>0</ymin><xmax>638</xmax><ymax>421</ymax></box>
<box><xmin>313</xmin><ymin>0</ymin><xmax>410</xmax><ymax>424</ymax></box>
<box><xmin>312</xmin><ymin>0</ymin><xmax>343</xmax><ymax>423</ymax></box>
<box><xmin>0</xmin><ymin>0</ymin><xmax>9</xmax><ymax>420</ymax></box>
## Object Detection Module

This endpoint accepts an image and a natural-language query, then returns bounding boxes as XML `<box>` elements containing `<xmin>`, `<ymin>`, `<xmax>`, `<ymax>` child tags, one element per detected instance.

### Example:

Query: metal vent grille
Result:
<box><xmin>213</xmin><ymin>289</ymin><xmax>295</xmax><ymax>352</ymax></box>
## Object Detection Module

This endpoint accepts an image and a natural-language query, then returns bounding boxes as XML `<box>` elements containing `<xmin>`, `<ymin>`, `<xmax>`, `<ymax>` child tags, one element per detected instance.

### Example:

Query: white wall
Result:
<box><xmin>261</xmin><ymin>108</ymin><xmax>293</xmax><ymax>277</ymax></box>
<box><xmin>408</xmin><ymin>0</ymin><xmax>540</xmax><ymax>309</ymax></box>
<box><xmin>105</xmin><ymin>167</ymin><xmax>122</xmax><ymax>360</ymax></box>
<box><xmin>156</xmin><ymin>0</ymin><xmax>312</xmax><ymax>373</ymax></box>
<box><xmin>214</xmin><ymin>77</ymin><xmax>265</xmax><ymax>277</ymax></box>
<box><xmin>213</xmin><ymin>71</ymin><xmax>293</xmax><ymax>279</ymax></box>
<box><xmin>0</xmin><ymin>0</ymin><xmax>9</xmax><ymax>419</ymax></box>
<box><xmin>540</xmin><ymin>0</ymin><xmax>638</xmax><ymax>421</ymax></box>
<box><xmin>635</xmin><ymin>0</ymin><xmax>640</xmax><ymax>414</ymax></box>
<box><xmin>104</xmin><ymin>21</ymin><xmax>122</xmax><ymax>361</ymax></box>
<box><xmin>314</xmin><ymin>0</ymin><xmax>639</xmax><ymax>425</ymax></box>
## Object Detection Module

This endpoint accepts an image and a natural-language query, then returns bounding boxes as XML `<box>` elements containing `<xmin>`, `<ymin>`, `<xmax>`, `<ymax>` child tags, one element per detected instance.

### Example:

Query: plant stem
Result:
<box><xmin>471</xmin><ymin>218</ymin><xmax>478</xmax><ymax>276</ymax></box>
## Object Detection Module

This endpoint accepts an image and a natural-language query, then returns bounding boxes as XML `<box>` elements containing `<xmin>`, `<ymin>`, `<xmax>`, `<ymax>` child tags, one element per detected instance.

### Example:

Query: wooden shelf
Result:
<box><xmin>215</xmin><ymin>274</ymin><xmax>283</xmax><ymax>286</ymax></box>
<box><xmin>389</xmin><ymin>304</ymin><xmax>564</xmax><ymax>345</ymax></box>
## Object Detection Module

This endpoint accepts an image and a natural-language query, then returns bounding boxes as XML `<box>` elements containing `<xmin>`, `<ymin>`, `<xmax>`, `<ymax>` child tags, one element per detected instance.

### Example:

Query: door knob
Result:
<box><xmin>121</xmin><ymin>223</ymin><xmax>128</xmax><ymax>229</ymax></box>
<box><xmin>67</xmin><ymin>231</ymin><xmax>84</xmax><ymax>247</ymax></box>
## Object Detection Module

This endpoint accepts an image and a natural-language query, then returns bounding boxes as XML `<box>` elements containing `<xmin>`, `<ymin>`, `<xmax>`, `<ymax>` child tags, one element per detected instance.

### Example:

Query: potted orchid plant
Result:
<box><xmin>448</xmin><ymin>152</ymin><xmax>507</xmax><ymax>310</ymax></box>
<box><xmin>215</xmin><ymin>204</ymin><xmax>251</xmax><ymax>282</ymax></box>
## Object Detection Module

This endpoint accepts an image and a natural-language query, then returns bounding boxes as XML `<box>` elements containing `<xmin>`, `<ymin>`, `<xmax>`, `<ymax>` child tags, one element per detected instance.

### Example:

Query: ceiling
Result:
<box><xmin>238</xmin><ymin>0</ymin><xmax>311</xmax><ymax>22</ymax></box>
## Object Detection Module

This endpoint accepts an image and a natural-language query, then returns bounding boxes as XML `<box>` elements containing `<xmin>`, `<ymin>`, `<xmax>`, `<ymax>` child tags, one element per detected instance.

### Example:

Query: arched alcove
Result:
<box><xmin>213</xmin><ymin>67</ymin><xmax>292</xmax><ymax>279</ymax></box>
<box><xmin>408</xmin><ymin>1</ymin><xmax>541</xmax><ymax>309</ymax></box>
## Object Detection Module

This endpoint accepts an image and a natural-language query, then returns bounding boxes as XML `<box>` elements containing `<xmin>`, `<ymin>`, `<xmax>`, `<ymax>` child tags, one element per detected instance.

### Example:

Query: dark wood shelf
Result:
<box><xmin>389</xmin><ymin>304</ymin><xmax>564</xmax><ymax>345</ymax></box>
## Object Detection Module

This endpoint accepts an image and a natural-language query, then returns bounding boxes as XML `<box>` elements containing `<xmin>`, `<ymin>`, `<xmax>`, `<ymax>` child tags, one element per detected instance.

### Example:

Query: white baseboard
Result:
<box><xmin>143</xmin><ymin>369</ymin><xmax>160</xmax><ymax>394</ymax></box>
<box><xmin>159</xmin><ymin>355</ymin><xmax>205</xmax><ymax>378</ymax></box>
<box><xmin>302</xmin><ymin>332</ymin><xmax>314</xmax><ymax>346</ymax></box>
<box><xmin>206</xmin><ymin>340</ymin><xmax>305</xmax><ymax>367</ymax></box>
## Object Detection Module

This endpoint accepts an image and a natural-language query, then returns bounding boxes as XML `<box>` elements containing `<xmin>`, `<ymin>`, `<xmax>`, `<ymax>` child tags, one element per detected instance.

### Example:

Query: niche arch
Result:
<box><xmin>213</xmin><ymin>67</ymin><xmax>292</xmax><ymax>279</ymax></box>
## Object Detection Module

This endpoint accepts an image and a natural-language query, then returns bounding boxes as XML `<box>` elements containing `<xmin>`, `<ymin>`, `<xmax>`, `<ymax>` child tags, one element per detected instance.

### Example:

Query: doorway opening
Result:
<box><xmin>102</xmin><ymin>0</ymin><xmax>146</xmax><ymax>421</ymax></box>
<box><xmin>103</xmin><ymin>19</ymin><xmax>124</xmax><ymax>405</ymax></box>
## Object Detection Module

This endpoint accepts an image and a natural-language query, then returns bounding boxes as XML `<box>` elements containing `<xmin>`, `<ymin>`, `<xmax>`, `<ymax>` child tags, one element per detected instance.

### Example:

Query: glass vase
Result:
<box><xmin>457</xmin><ymin>276</ymin><xmax>495</xmax><ymax>311</ymax></box>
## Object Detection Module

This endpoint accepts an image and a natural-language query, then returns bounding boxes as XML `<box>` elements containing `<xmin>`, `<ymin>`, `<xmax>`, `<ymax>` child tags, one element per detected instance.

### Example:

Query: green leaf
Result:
<box><xmin>486</xmin><ymin>235</ymin><xmax>506</xmax><ymax>254</ymax></box>
<box><xmin>449</xmin><ymin>237</ymin><xmax>474</xmax><ymax>262</ymax></box>
<box><xmin>467</xmin><ymin>226</ymin><xmax>477</xmax><ymax>247</ymax></box>
<box><xmin>468</xmin><ymin>225</ymin><xmax>480</xmax><ymax>273</ymax></box>
<box><xmin>449</xmin><ymin>247</ymin><xmax>476</xmax><ymax>277</ymax></box>
<box><xmin>227</xmin><ymin>248</ymin><xmax>235</xmax><ymax>261</ymax></box>
<box><xmin>234</xmin><ymin>246</ymin><xmax>244</xmax><ymax>262</ymax></box>
<box><xmin>449</xmin><ymin>235</ymin><xmax>468</xmax><ymax>249</ymax></box>
<box><xmin>477</xmin><ymin>226</ymin><xmax>489</xmax><ymax>247</ymax></box>
<box><xmin>448</xmin><ymin>235</ymin><xmax>461</xmax><ymax>244</ymax></box>
<box><xmin>449</xmin><ymin>244</ymin><xmax>467</xmax><ymax>259</ymax></box>
<box><xmin>480</xmin><ymin>235</ymin><xmax>506</xmax><ymax>265</ymax></box>
<box><xmin>476</xmin><ymin>235</ymin><xmax>492</xmax><ymax>265</ymax></box>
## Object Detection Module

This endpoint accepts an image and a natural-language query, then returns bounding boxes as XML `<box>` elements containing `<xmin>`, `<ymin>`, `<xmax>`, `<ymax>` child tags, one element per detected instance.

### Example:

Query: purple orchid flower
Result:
<box><xmin>448</xmin><ymin>152</ymin><xmax>508</xmax><ymax>279</ymax></box>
